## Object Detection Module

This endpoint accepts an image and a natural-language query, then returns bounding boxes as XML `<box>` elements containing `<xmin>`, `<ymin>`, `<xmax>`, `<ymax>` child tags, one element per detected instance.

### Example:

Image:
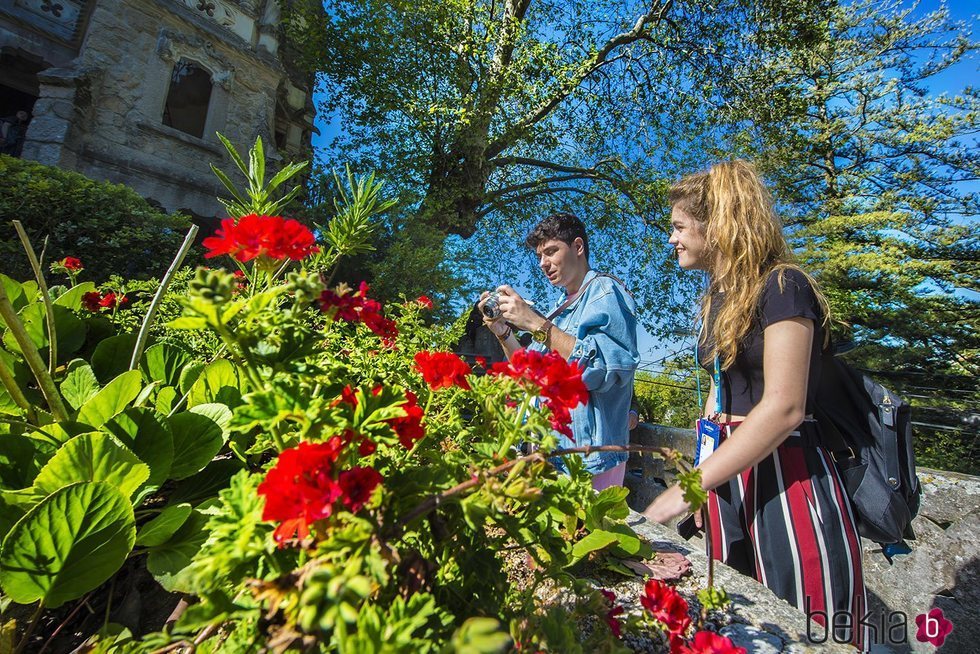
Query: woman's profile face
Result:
<box><xmin>668</xmin><ymin>205</ymin><xmax>709</xmax><ymax>271</ymax></box>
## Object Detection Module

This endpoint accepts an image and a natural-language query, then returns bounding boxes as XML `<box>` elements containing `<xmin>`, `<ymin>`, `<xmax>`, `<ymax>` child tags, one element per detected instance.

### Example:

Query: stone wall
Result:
<box><xmin>627</xmin><ymin>423</ymin><xmax>980</xmax><ymax>653</ymax></box>
<box><xmin>6</xmin><ymin>0</ymin><xmax>316</xmax><ymax>219</ymax></box>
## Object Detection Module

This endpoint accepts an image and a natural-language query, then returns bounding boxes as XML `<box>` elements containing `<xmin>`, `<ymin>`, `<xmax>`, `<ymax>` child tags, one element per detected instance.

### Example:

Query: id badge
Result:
<box><xmin>695</xmin><ymin>418</ymin><xmax>721</xmax><ymax>466</ymax></box>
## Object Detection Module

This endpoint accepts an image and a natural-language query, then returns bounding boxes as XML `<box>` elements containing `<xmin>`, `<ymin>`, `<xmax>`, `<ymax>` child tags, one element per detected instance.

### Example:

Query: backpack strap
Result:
<box><xmin>879</xmin><ymin>395</ymin><xmax>901</xmax><ymax>490</ymax></box>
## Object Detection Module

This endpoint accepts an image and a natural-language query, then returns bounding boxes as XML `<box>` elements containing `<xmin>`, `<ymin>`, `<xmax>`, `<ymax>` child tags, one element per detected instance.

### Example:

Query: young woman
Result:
<box><xmin>641</xmin><ymin>161</ymin><xmax>867</xmax><ymax>649</ymax></box>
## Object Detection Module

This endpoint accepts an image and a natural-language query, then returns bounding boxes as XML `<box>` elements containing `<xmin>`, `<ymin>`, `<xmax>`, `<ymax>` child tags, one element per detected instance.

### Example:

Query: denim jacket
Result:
<box><xmin>529</xmin><ymin>270</ymin><xmax>639</xmax><ymax>474</ymax></box>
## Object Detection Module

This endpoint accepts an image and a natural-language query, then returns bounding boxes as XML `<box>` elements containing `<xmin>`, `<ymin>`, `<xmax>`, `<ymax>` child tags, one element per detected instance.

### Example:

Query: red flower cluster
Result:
<box><xmin>319</xmin><ymin>282</ymin><xmax>398</xmax><ymax>345</ymax></box>
<box><xmin>641</xmin><ymin>579</ymin><xmax>691</xmax><ymax>651</ymax></box>
<box><xmin>335</xmin><ymin>385</ymin><xmax>425</xmax><ymax>450</ymax></box>
<box><xmin>676</xmin><ymin>631</ymin><xmax>746</xmax><ymax>654</ymax></box>
<box><xmin>60</xmin><ymin>256</ymin><xmax>83</xmax><ymax>271</ymax></box>
<box><xmin>488</xmin><ymin>349</ymin><xmax>589</xmax><ymax>438</ymax></box>
<box><xmin>600</xmin><ymin>590</ymin><xmax>625</xmax><ymax>639</ymax></box>
<box><xmin>202</xmin><ymin>214</ymin><xmax>319</xmax><ymax>262</ymax></box>
<box><xmin>416</xmin><ymin>295</ymin><xmax>433</xmax><ymax>309</ymax></box>
<box><xmin>82</xmin><ymin>291</ymin><xmax>129</xmax><ymax>312</ymax></box>
<box><xmin>414</xmin><ymin>351</ymin><xmax>471</xmax><ymax>390</ymax></box>
<box><xmin>389</xmin><ymin>390</ymin><xmax>425</xmax><ymax>449</ymax></box>
<box><xmin>257</xmin><ymin>439</ymin><xmax>382</xmax><ymax>545</ymax></box>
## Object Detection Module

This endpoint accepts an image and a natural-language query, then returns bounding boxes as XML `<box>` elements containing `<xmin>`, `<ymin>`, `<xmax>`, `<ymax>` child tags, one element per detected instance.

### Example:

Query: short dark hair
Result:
<box><xmin>525</xmin><ymin>212</ymin><xmax>589</xmax><ymax>259</ymax></box>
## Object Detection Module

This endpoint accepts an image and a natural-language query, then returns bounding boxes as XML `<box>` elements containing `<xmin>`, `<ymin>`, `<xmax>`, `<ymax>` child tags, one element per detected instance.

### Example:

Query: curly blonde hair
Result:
<box><xmin>669</xmin><ymin>160</ymin><xmax>830</xmax><ymax>370</ymax></box>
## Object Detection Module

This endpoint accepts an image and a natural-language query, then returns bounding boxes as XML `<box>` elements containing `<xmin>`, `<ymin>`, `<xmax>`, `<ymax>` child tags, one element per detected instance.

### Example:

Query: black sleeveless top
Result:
<box><xmin>698</xmin><ymin>268</ymin><xmax>824</xmax><ymax>415</ymax></box>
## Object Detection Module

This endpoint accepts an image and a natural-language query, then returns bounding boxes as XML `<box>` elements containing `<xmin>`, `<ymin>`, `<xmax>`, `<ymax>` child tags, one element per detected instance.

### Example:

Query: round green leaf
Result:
<box><xmin>61</xmin><ymin>362</ymin><xmax>101</xmax><ymax>410</ymax></box>
<box><xmin>167</xmin><ymin>412</ymin><xmax>223</xmax><ymax>480</ymax></box>
<box><xmin>146</xmin><ymin>508</ymin><xmax>208</xmax><ymax>592</ymax></box>
<box><xmin>139</xmin><ymin>343</ymin><xmax>194</xmax><ymax>387</ymax></box>
<box><xmin>104</xmin><ymin>408</ymin><xmax>174</xmax><ymax>487</ymax></box>
<box><xmin>76</xmin><ymin>369</ymin><xmax>143</xmax><ymax>428</ymax></box>
<box><xmin>33</xmin><ymin>432</ymin><xmax>149</xmax><ymax>499</ymax></box>
<box><xmin>0</xmin><ymin>481</ymin><xmax>136</xmax><ymax>608</ymax></box>
<box><xmin>90</xmin><ymin>334</ymin><xmax>138</xmax><ymax>383</ymax></box>
<box><xmin>135</xmin><ymin>503</ymin><xmax>192</xmax><ymax>547</ymax></box>
<box><xmin>188</xmin><ymin>359</ymin><xmax>242</xmax><ymax>408</ymax></box>
<box><xmin>0</xmin><ymin>435</ymin><xmax>40</xmax><ymax>490</ymax></box>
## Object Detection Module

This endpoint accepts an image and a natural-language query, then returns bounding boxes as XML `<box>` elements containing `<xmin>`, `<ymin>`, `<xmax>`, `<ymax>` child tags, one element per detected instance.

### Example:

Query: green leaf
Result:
<box><xmin>189</xmin><ymin>403</ymin><xmax>232</xmax><ymax>441</ymax></box>
<box><xmin>0</xmin><ymin>274</ymin><xmax>29</xmax><ymax>313</ymax></box>
<box><xmin>0</xmin><ymin>481</ymin><xmax>136</xmax><ymax>608</ymax></box>
<box><xmin>90</xmin><ymin>334</ymin><xmax>138</xmax><ymax>383</ymax></box>
<box><xmin>2</xmin><ymin>304</ymin><xmax>86</xmax><ymax>361</ymax></box>
<box><xmin>145</xmin><ymin>508</ymin><xmax>208</xmax><ymax>592</ymax></box>
<box><xmin>135</xmin><ymin>503</ymin><xmax>192</xmax><ymax>547</ymax></box>
<box><xmin>167</xmin><ymin>316</ymin><xmax>208</xmax><ymax>330</ymax></box>
<box><xmin>103</xmin><ymin>408</ymin><xmax>174</xmax><ymax>487</ymax></box>
<box><xmin>60</xmin><ymin>362</ymin><xmax>101</xmax><ymax>410</ymax></box>
<box><xmin>167</xmin><ymin>412</ymin><xmax>223</xmax><ymax>480</ymax></box>
<box><xmin>0</xmin><ymin>435</ymin><xmax>41</xmax><ymax>490</ymax></box>
<box><xmin>155</xmin><ymin>385</ymin><xmax>178</xmax><ymax>414</ymax></box>
<box><xmin>140</xmin><ymin>343</ymin><xmax>194</xmax><ymax>387</ymax></box>
<box><xmin>448</xmin><ymin>617</ymin><xmax>512</xmax><ymax>654</ymax></box>
<box><xmin>178</xmin><ymin>361</ymin><xmax>206</xmax><ymax>395</ymax></box>
<box><xmin>52</xmin><ymin>282</ymin><xmax>97</xmax><ymax>311</ymax></box>
<box><xmin>216</xmin><ymin>132</ymin><xmax>249</xmax><ymax>177</ymax></box>
<box><xmin>33</xmin><ymin>432</ymin><xmax>149</xmax><ymax>499</ymax></box>
<box><xmin>168</xmin><ymin>459</ymin><xmax>244</xmax><ymax>505</ymax></box>
<box><xmin>677</xmin><ymin>469</ymin><xmax>708</xmax><ymax>511</ymax></box>
<box><xmin>188</xmin><ymin>359</ymin><xmax>242</xmax><ymax>408</ymax></box>
<box><xmin>76</xmin><ymin>370</ymin><xmax>143</xmax><ymax>428</ymax></box>
<box><xmin>570</xmin><ymin>529</ymin><xmax>620</xmax><ymax>562</ymax></box>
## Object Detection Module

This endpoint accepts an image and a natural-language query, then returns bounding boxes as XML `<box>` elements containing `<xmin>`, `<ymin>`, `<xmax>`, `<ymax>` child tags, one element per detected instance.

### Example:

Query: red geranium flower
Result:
<box><xmin>416</xmin><ymin>295</ymin><xmax>433</xmax><ymax>309</ymax></box>
<box><xmin>601</xmin><ymin>590</ymin><xmax>625</xmax><ymax>639</ymax></box>
<box><xmin>82</xmin><ymin>291</ymin><xmax>102</xmax><ymax>312</ymax></box>
<box><xmin>488</xmin><ymin>349</ymin><xmax>588</xmax><ymax>439</ymax></box>
<box><xmin>388</xmin><ymin>390</ymin><xmax>425</xmax><ymax>449</ymax></box>
<box><xmin>475</xmin><ymin>356</ymin><xmax>487</xmax><ymax>368</ymax></box>
<box><xmin>258</xmin><ymin>440</ymin><xmax>345</xmax><ymax>544</ymax></box>
<box><xmin>202</xmin><ymin>214</ymin><xmax>319</xmax><ymax>262</ymax></box>
<box><xmin>641</xmin><ymin>579</ymin><xmax>691</xmax><ymax>645</ymax></box>
<box><xmin>676</xmin><ymin>631</ymin><xmax>746</xmax><ymax>654</ymax></box>
<box><xmin>319</xmin><ymin>282</ymin><xmax>398</xmax><ymax>346</ymax></box>
<box><xmin>414</xmin><ymin>351</ymin><xmax>472</xmax><ymax>390</ymax></box>
<box><xmin>60</xmin><ymin>256</ymin><xmax>83</xmax><ymax>271</ymax></box>
<box><xmin>99</xmin><ymin>292</ymin><xmax>128</xmax><ymax>310</ymax></box>
<box><xmin>337</xmin><ymin>466</ymin><xmax>382</xmax><ymax>512</ymax></box>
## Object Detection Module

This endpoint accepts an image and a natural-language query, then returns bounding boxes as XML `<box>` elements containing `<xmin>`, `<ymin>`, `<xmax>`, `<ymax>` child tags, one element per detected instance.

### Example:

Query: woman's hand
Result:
<box><xmin>641</xmin><ymin>484</ymin><xmax>692</xmax><ymax>524</ymax></box>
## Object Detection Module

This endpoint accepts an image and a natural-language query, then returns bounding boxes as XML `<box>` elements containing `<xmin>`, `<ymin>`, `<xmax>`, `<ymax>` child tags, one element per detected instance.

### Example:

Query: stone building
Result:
<box><xmin>0</xmin><ymin>0</ymin><xmax>316</xmax><ymax>219</ymax></box>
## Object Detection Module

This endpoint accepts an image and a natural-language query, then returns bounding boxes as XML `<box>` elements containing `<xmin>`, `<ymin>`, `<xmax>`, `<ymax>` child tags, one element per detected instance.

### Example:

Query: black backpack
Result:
<box><xmin>814</xmin><ymin>352</ymin><xmax>921</xmax><ymax>545</ymax></box>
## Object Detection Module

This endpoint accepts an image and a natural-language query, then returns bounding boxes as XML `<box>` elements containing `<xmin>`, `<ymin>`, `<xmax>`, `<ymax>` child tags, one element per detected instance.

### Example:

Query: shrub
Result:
<box><xmin>0</xmin><ymin>154</ymin><xmax>196</xmax><ymax>283</ymax></box>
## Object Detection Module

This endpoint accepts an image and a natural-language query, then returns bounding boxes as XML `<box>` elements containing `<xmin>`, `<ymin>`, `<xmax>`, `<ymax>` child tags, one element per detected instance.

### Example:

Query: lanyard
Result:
<box><xmin>693</xmin><ymin>342</ymin><xmax>723</xmax><ymax>416</ymax></box>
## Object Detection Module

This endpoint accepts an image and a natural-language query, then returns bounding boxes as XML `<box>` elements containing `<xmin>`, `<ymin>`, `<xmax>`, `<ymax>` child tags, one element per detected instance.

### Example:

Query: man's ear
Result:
<box><xmin>574</xmin><ymin>237</ymin><xmax>585</xmax><ymax>257</ymax></box>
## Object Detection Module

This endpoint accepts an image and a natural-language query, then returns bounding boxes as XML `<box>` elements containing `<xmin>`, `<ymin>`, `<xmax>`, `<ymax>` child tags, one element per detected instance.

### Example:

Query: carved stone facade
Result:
<box><xmin>0</xmin><ymin>0</ymin><xmax>316</xmax><ymax>218</ymax></box>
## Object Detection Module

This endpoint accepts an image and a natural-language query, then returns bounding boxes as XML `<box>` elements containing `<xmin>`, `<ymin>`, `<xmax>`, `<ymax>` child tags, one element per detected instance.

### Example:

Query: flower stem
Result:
<box><xmin>0</xmin><ymin>281</ymin><xmax>69</xmax><ymax>422</ymax></box>
<box><xmin>496</xmin><ymin>394</ymin><xmax>531</xmax><ymax>458</ymax></box>
<box><xmin>12</xmin><ymin>221</ymin><xmax>57</xmax><ymax>375</ymax></box>
<box><xmin>0</xmin><ymin>355</ymin><xmax>34</xmax><ymax>421</ymax></box>
<box><xmin>129</xmin><ymin>225</ymin><xmax>199</xmax><ymax>371</ymax></box>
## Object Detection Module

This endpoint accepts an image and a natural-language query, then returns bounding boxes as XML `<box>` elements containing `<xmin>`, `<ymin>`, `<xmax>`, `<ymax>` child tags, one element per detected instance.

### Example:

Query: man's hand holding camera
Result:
<box><xmin>480</xmin><ymin>286</ymin><xmax>542</xmax><ymax>333</ymax></box>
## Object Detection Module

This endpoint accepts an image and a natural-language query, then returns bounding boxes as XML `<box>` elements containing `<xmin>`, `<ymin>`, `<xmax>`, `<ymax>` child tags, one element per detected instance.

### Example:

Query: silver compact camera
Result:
<box><xmin>482</xmin><ymin>291</ymin><xmax>501</xmax><ymax>319</ymax></box>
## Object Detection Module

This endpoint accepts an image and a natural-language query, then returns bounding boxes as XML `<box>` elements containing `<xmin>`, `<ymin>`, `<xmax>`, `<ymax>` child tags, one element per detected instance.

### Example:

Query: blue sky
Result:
<box><xmin>309</xmin><ymin>0</ymin><xmax>978</xmax><ymax>368</ymax></box>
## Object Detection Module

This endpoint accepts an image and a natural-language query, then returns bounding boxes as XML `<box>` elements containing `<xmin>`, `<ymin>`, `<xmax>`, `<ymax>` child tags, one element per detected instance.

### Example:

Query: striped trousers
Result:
<box><xmin>706</xmin><ymin>420</ymin><xmax>868</xmax><ymax>650</ymax></box>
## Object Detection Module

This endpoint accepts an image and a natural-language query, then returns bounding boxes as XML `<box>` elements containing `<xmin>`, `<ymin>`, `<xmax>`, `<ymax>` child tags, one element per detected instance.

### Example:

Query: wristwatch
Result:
<box><xmin>531</xmin><ymin>319</ymin><xmax>553</xmax><ymax>344</ymax></box>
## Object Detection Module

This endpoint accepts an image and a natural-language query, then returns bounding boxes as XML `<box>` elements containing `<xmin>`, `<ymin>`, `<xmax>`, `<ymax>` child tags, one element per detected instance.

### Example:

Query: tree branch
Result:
<box><xmin>486</xmin><ymin>0</ymin><xmax>673</xmax><ymax>157</ymax></box>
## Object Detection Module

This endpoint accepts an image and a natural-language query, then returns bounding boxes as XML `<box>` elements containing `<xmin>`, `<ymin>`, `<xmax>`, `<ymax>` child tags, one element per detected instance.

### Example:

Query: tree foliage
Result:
<box><xmin>723</xmin><ymin>0</ymin><xmax>979</xmax><ymax>469</ymax></box>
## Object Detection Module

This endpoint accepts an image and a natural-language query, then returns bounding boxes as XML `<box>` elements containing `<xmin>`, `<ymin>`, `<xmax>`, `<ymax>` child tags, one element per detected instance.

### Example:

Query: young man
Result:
<box><xmin>480</xmin><ymin>213</ymin><xmax>639</xmax><ymax>489</ymax></box>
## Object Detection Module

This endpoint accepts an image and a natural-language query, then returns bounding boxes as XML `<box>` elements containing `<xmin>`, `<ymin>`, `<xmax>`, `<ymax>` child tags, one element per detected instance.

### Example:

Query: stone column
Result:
<box><xmin>20</xmin><ymin>66</ymin><xmax>93</xmax><ymax>169</ymax></box>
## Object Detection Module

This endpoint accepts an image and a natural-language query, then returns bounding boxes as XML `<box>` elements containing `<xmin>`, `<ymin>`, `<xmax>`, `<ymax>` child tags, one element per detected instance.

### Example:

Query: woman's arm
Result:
<box><xmin>641</xmin><ymin>317</ymin><xmax>814</xmax><ymax>522</ymax></box>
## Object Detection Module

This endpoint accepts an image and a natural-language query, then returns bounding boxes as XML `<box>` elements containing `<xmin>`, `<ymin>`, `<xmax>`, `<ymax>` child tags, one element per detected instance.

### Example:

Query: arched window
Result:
<box><xmin>162</xmin><ymin>60</ymin><xmax>212</xmax><ymax>138</ymax></box>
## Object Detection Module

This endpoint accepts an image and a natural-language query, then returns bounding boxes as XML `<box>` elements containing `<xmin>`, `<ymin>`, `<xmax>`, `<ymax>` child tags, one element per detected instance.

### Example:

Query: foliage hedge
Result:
<box><xmin>0</xmin><ymin>155</ymin><xmax>195</xmax><ymax>282</ymax></box>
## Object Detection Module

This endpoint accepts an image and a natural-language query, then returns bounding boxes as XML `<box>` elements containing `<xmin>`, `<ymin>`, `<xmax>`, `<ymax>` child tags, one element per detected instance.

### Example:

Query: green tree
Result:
<box><xmin>726</xmin><ymin>0</ymin><xmax>979</xmax><ymax>470</ymax></box>
<box><xmin>285</xmin><ymin>0</ymin><xmax>829</xmax><ymax>325</ymax></box>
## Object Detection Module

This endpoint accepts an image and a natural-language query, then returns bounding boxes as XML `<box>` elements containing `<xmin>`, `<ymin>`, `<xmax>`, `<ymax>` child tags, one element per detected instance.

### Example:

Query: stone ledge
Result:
<box><xmin>627</xmin><ymin>514</ymin><xmax>855</xmax><ymax>653</ymax></box>
<box><xmin>136</xmin><ymin>120</ymin><xmax>226</xmax><ymax>156</ymax></box>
